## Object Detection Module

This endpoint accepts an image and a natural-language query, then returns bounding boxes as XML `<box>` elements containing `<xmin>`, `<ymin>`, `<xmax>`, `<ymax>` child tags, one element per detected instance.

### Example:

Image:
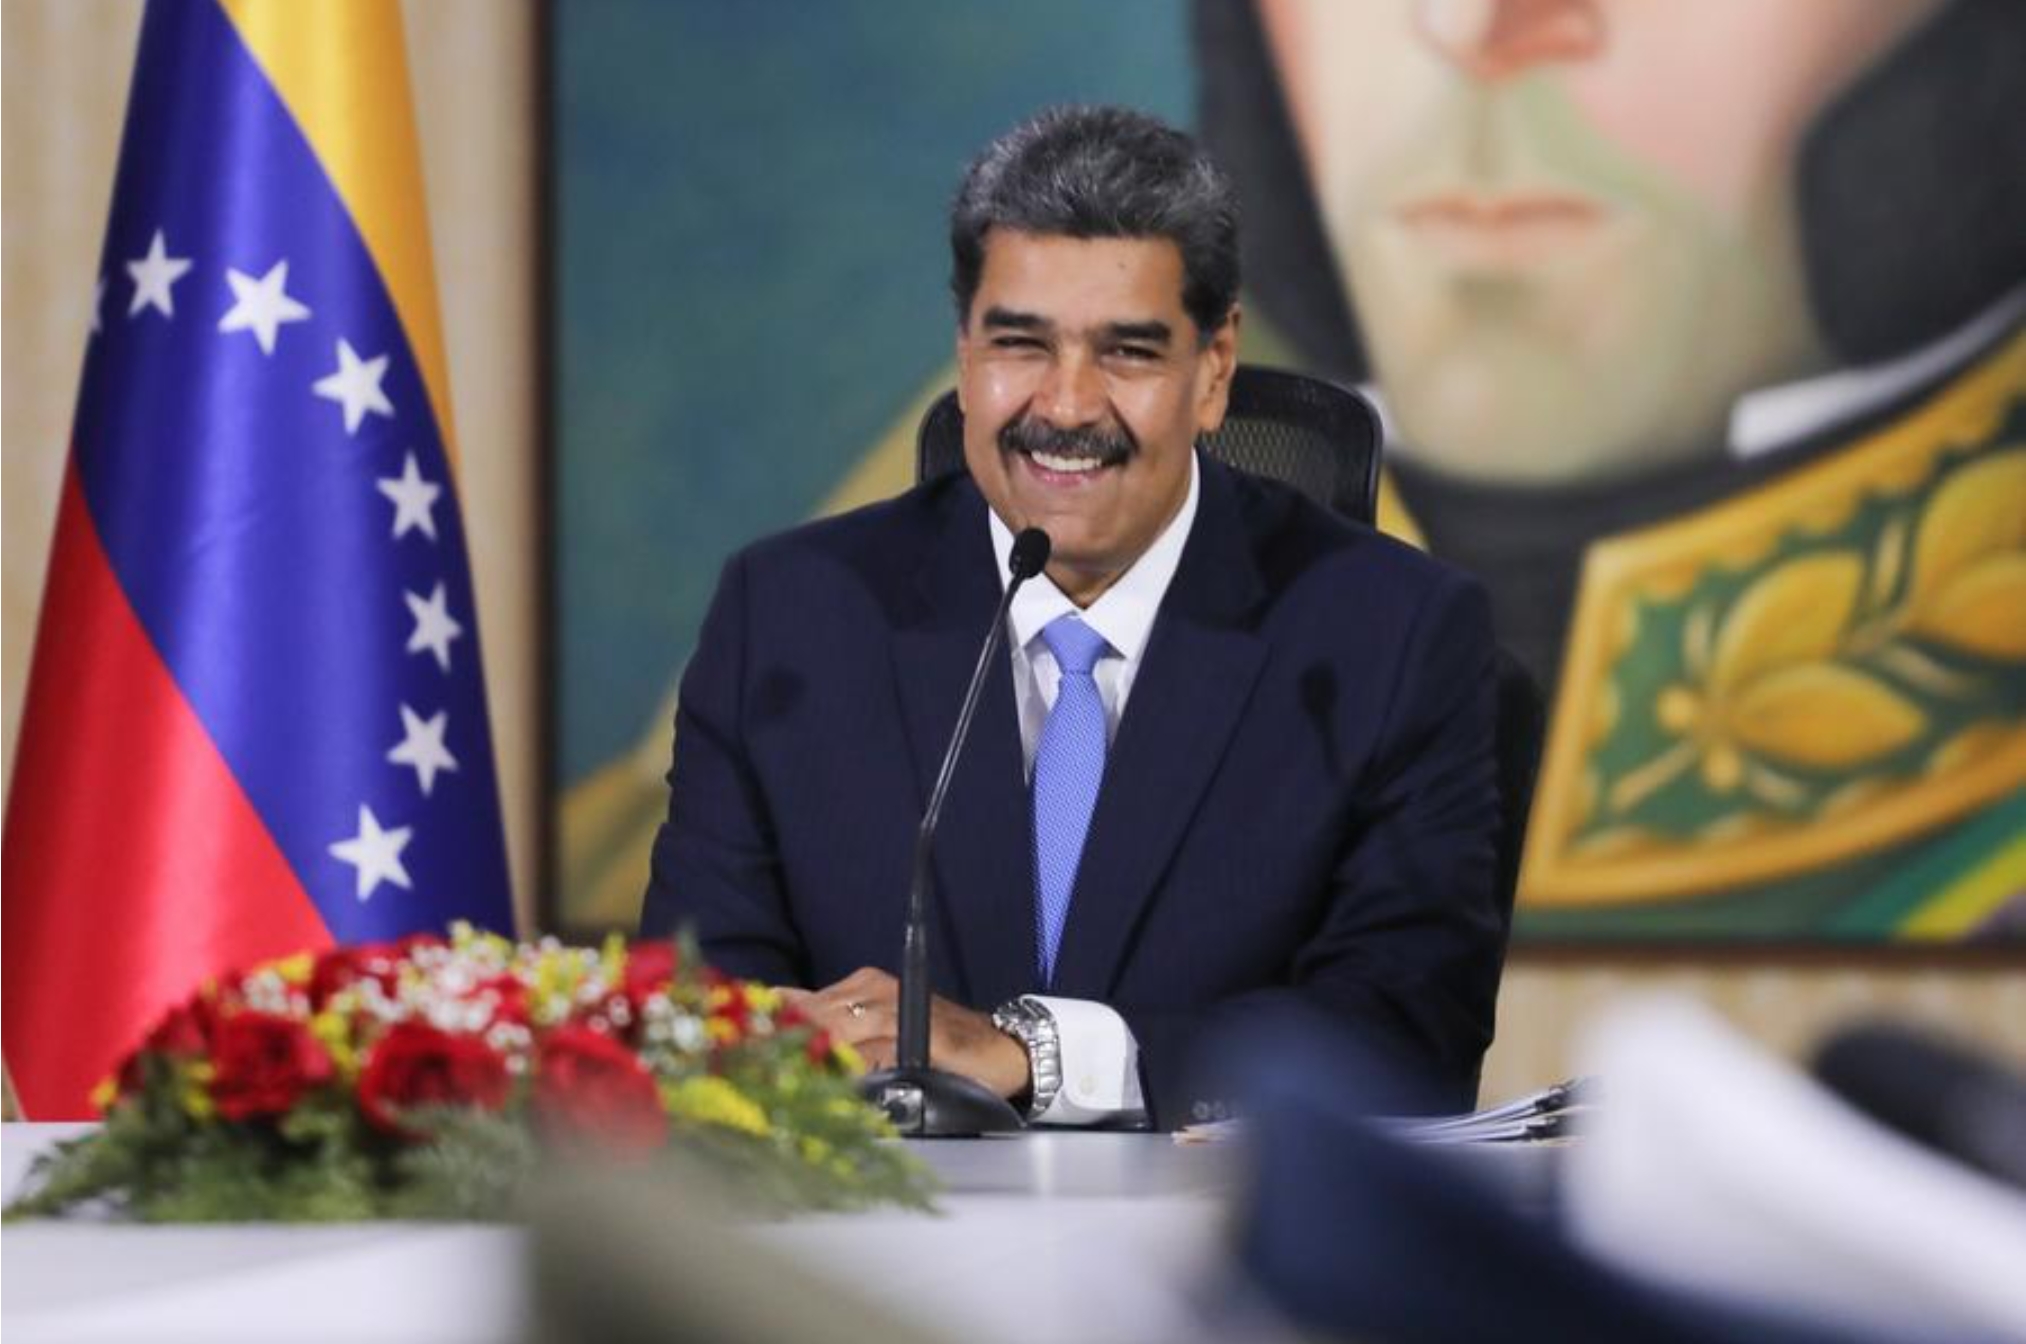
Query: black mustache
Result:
<box><xmin>999</xmin><ymin>415</ymin><xmax>1136</xmax><ymax>467</ymax></box>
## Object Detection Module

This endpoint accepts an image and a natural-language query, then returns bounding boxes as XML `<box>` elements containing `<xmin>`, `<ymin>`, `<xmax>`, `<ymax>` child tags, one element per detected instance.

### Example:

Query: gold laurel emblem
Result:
<box><xmin>1521</xmin><ymin>332</ymin><xmax>2026</xmax><ymax>907</ymax></box>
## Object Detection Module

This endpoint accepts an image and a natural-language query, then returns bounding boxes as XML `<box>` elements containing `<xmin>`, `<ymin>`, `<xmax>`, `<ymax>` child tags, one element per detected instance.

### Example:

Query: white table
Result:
<box><xmin>1</xmin><ymin>1123</ymin><xmax>1241</xmax><ymax>1344</ymax></box>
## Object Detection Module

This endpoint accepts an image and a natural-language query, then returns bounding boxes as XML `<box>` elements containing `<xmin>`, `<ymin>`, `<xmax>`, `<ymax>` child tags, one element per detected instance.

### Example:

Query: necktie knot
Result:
<box><xmin>1041</xmin><ymin>614</ymin><xmax>1109</xmax><ymax>678</ymax></box>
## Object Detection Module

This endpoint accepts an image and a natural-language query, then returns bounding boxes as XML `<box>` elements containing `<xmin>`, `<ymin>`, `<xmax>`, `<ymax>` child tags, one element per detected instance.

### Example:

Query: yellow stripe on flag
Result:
<box><xmin>216</xmin><ymin>0</ymin><xmax>458</xmax><ymax>467</ymax></box>
<box><xmin>1901</xmin><ymin>831</ymin><xmax>2026</xmax><ymax>939</ymax></box>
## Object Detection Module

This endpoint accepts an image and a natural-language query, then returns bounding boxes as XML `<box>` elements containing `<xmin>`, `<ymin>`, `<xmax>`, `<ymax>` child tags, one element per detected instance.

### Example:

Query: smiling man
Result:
<box><xmin>640</xmin><ymin>107</ymin><xmax>1507</xmax><ymax>1128</ymax></box>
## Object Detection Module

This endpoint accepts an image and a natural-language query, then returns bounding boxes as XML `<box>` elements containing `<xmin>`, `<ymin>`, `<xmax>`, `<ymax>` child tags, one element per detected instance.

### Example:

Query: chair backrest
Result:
<box><xmin>913</xmin><ymin>364</ymin><xmax>1383</xmax><ymax>524</ymax></box>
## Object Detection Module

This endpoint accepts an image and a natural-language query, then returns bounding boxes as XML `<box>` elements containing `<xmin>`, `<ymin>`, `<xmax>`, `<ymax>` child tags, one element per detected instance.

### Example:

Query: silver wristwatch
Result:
<box><xmin>991</xmin><ymin>995</ymin><xmax>1063</xmax><ymax>1120</ymax></box>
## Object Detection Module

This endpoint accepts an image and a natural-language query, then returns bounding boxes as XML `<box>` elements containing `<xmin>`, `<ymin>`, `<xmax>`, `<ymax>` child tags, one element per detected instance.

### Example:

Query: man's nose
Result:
<box><xmin>1036</xmin><ymin>351</ymin><xmax>1106</xmax><ymax>427</ymax></box>
<box><xmin>1414</xmin><ymin>0</ymin><xmax>1603</xmax><ymax>83</ymax></box>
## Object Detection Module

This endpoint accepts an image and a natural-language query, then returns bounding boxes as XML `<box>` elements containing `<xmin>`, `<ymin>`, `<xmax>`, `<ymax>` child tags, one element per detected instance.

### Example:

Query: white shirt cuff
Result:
<box><xmin>1026</xmin><ymin>996</ymin><xmax>1145</xmax><ymax>1125</ymax></box>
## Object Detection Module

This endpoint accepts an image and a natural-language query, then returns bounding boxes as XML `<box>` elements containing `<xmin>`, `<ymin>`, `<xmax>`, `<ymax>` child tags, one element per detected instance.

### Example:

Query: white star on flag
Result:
<box><xmin>328</xmin><ymin>804</ymin><xmax>414</xmax><ymax>901</ymax></box>
<box><xmin>218</xmin><ymin>259</ymin><xmax>311</xmax><ymax>355</ymax></box>
<box><xmin>376</xmin><ymin>451</ymin><xmax>442</xmax><ymax>541</ymax></box>
<box><xmin>126</xmin><ymin>229</ymin><xmax>192</xmax><ymax>318</ymax></box>
<box><xmin>404</xmin><ymin>582</ymin><xmax>464</xmax><ymax>672</ymax></box>
<box><xmin>387</xmin><ymin>704</ymin><xmax>457</xmax><ymax>795</ymax></box>
<box><xmin>312</xmin><ymin>338</ymin><xmax>394</xmax><ymax>434</ymax></box>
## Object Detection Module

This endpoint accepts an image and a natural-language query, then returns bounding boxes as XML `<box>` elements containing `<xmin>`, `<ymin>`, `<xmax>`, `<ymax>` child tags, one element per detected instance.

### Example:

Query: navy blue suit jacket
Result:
<box><xmin>641</xmin><ymin>459</ymin><xmax>1506</xmax><ymax>1127</ymax></box>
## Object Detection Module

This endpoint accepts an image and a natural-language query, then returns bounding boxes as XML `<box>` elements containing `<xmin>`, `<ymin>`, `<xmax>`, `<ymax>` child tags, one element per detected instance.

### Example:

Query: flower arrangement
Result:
<box><xmin>4</xmin><ymin>926</ymin><xmax>935</xmax><ymax>1221</ymax></box>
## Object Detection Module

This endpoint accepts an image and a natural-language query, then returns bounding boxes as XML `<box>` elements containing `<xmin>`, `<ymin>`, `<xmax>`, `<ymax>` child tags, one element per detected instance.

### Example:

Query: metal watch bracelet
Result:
<box><xmin>991</xmin><ymin>995</ymin><xmax>1063</xmax><ymax>1120</ymax></box>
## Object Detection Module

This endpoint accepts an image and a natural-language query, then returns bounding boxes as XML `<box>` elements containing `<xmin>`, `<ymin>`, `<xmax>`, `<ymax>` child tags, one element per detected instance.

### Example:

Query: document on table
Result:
<box><xmin>1173</xmin><ymin>1078</ymin><xmax>1595</xmax><ymax>1146</ymax></box>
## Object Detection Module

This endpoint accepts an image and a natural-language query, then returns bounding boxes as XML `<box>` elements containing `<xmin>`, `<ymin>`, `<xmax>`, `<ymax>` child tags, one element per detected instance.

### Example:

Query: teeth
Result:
<box><xmin>1031</xmin><ymin>451</ymin><xmax>1102</xmax><ymax>474</ymax></box>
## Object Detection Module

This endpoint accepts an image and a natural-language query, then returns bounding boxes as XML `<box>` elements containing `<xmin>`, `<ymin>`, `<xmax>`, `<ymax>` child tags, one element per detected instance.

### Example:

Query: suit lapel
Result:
<box><xmin>891</xmin><ymin>485</ymin><xmax>1037</xmax><ymax>1008</ymax></box>
<box><xmin>1049</xmin><ymin>464</ymin><xmax>1268</xmax><ymax>999</ymax></box>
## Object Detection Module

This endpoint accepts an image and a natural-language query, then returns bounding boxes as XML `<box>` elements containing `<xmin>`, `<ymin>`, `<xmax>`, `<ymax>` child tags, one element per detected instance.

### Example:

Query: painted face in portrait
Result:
<box><xmin>1256</xmin><ymin>0</ymin><xmax>1942</xmax><ymax>486</ymax></box>
<box><xmin>957</xmin><ymin>229</ymin><xmax>1237</xmax><ymax>605</ymax></box>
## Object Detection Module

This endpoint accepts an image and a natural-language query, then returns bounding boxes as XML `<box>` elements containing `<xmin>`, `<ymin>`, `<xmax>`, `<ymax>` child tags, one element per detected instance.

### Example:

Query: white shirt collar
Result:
<box><xmin>1728</xmin><ymin>285</ymin><xmax>2026</xmax><ymax>460</ymax></box>
<box><xmin>988</xmin><ymin>449</ymin><xmax>1200</xmax><ymax>662</ymax></box>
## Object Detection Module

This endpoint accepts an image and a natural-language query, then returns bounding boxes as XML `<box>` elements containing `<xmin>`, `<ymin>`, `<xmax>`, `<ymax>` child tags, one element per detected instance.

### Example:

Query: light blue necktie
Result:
<box><xmin>1033</xmin><ymin>614</ymin><xmax>1110</xmax><ymax>985</ymax></box>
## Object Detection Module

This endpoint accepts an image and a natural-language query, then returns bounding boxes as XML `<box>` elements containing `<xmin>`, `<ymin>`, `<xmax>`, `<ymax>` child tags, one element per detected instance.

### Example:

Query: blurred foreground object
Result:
<box><xmin>1814</xmin><ymin>1018</ymin><xmax>2026</xmax><ymax>1190</ymax></box>
<box><xmin>1226</xmin><ymin>1012</ymin><xmax>1960</xmax><ymax>1342</ymax></box>
<box><xmin>530</xmin><ymin>1159</ymin><xmax>948</xmax><ymax>1344</ymax></box>
<box><xmin>1568</xmin><ymin>996</ymin><xmax>2026</xmax><ymax>1340</ymax></box>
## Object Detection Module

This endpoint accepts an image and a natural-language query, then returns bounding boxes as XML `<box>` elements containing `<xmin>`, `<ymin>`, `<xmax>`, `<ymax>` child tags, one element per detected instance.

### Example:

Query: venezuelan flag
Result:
<box><xmin>2</xmin><ymin>0</ymin><xmax>512</xmax><ymax>1119</ymax></box>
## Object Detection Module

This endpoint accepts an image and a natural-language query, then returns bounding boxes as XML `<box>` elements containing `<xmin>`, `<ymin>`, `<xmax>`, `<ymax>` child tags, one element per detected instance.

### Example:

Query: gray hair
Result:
<box><xmin>949</xmin><ymin>105</ymin><xmax>1241</xmax><ymax>339</ymax></box>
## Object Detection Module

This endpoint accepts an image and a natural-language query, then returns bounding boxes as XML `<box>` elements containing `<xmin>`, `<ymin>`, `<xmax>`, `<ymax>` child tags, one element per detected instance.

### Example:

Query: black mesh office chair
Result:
<box><xmin>914</xmin><ymin>364</ymin><xmax>1383</xmax><ymax>524</ymax></box>
<box><xmin>914</xmin><ymin>364</ymin><xmax>1541</xmax><ymax>947</ymax></box>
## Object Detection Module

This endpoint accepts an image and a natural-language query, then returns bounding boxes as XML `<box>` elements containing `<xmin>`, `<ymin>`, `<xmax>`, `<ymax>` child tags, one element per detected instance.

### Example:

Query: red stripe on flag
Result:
<box><xmin>3</xmin><ymin>465</ymin><xmax>334</xmax><ymax>1120</ymax></box>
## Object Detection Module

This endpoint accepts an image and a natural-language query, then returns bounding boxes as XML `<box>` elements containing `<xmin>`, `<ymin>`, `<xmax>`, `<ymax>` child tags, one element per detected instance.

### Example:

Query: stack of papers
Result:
<box><xmin>1377</xmin><ymin>1078</ymin><xmax>1595</xmax><ymax>1145</ymax></box>
<box><xmin>1174</xmin><ymin>1078</ymin><xmax>1594</xmax><ymax>1146</ymax></box>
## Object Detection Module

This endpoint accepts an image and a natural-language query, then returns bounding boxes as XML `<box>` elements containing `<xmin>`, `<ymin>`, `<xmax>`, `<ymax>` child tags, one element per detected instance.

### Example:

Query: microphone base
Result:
<box><xmin>861</xmin><ymin>1065</ymin><xmax>1025</xmax><ymax>1137</ymax></box>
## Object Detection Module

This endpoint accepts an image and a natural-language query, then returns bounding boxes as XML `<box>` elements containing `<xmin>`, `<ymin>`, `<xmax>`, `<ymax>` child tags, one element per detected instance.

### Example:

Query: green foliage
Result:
<box><xmin>6</xmin><ymin>1099</ymin><xmax>933</xmax><ymax>1224</ymax></box>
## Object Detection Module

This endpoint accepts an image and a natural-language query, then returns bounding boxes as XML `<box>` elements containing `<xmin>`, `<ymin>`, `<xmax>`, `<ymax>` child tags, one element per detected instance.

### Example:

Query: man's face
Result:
<box><xmin>957</xmin><ymin>230</ymin><xmax>1237</xmax><ymax>604</ymax></box>
<box><xmin>1257</xmin><ymin>0</ymin><xmax>1939</xmax><ymax>485</ymax></box>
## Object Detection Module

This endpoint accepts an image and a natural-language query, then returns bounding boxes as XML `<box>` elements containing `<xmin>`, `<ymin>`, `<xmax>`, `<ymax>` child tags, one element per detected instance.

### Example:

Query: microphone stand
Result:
<box><xmin>861</xmin><ymin>528</ymin><xmax>1050</xmax><ymax>1136</ymax></box>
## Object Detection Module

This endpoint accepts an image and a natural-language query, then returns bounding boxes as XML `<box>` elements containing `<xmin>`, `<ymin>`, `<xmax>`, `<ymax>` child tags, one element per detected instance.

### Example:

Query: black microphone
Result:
<box><xmin>862</xmin><ymin>526</ymin><xmax>1050</xmax><ymax>1136</ymax></box>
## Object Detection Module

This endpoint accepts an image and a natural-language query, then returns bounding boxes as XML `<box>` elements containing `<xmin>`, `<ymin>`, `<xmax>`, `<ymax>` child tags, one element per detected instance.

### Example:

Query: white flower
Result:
<box><xmin>670</xmin><ymin>1015</ymin><xmax>707</xmax><ymax>1052</ymax></box>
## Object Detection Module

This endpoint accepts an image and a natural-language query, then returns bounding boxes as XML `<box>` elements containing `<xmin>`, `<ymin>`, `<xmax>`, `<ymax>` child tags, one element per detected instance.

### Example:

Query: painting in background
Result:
<box><xmin>554</xmin><ymin>0</ymin><xmax>2025</xmax><ymax>942</ymax></box>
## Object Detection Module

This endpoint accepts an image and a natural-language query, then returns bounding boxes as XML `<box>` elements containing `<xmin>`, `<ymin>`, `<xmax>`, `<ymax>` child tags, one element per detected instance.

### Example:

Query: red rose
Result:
<box><xmin>622</xmin><ymin>941</ymin><xmax>678</xmax><ymax>1010</ymax></box>
<box><xmin>150</xmin><ymin>995</ymin><xmax>217</xmax><ymax>1055</ymax></box>
<box><xmin>309</xmin><ymin>944</ymin><xmax>403</xmax><ymax>1009</ymax></box>
<box><xmin>357</xmin><ymin>1021</ymin><xmax>513</xmax><ymax>1136</ymax></box>
<box><xmin>111</xmin><ymin>995</ymin><xmax>218</xmax><ymax>1100</ymax></box>
<box><xmin>208</xmin><ymin>1011</ymin><xmax>334</xmax><ymax>1121</ymax></box>
<box><xmin>472</xmin><ymin>973</ymin><xmax>531</xmax><ymax>1028</ymax></box>
<box><xmin>532</xmin><ymin>1024</ymin><xmax>667</xmax><ymax>1155</ymax></box>
<box><xmin>804</xmin><ymin>1028</ymin><xmax>835</xmax><ymax>1067</ymax></box>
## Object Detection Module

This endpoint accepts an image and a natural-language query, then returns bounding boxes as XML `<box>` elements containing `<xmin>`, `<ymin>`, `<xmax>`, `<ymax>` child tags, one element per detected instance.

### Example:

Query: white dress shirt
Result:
<box><xmin>985</xmin><ymin>452</ymin><xmax>1201</xmax><ymax>1125</ymax></box>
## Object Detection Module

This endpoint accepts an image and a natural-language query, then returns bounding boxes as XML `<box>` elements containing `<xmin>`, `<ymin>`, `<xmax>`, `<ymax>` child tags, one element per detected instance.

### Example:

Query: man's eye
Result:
<box><xmin>992</xmin><ymin>335</ymin><xmax>1044</xmax><ymax>350</ymax></box>
<box><xmin>1110</xmin><ymin>345</ymin><xmax>1159</xmax><ymax>362</ymax></box>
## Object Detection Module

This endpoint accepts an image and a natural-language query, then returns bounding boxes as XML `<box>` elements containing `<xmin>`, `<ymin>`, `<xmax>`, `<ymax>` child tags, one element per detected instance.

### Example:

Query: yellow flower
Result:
<box><xmin>181</xmin><ymin>1062</ymin><xmax>218</xmax><ymax>1121</ymax></box>
<box><xmin>662</xmin><ymin>1076</ymin><xmax>770</xmax><ymax>1138</ymax></box>
<box><xmin>743</xmin><ymin>983</ymin><xmax>782</xmax><ymax>1015</ymax></box>
<box><xmin>532</xmin><ymin>950</ymin><xmax>583</xmax><ymax>1023</ymax></box>
<box><xmin>310</xmin><ymin>1011</ymin><xmax>360</xmax><ymax>1076</ymax></box>
<box><xmin>830</xmin><ymin>1041</ymin><xmax>867</xmax><ymax>1076</ymax></box>
<box><xmin>455</xmin><ymin>924</ymin><xmax>514</xmax><ymax>962</ymax></box>
<box><xmin>271</xmin><ymin>952</ymin><xmax>315</xmax><ymax>986</ymax></box>
<box><xmin>89</xmin><ymin>1077</ymin><xmax>119</xmax><ymax>1114</ymax></box>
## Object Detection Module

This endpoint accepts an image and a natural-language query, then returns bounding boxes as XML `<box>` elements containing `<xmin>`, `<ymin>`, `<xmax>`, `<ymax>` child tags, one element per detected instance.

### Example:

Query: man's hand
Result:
<box><xmin>781</xmin><ymin>967</ymin><xmax>1031</xmax><ymax>1101</ymax></box>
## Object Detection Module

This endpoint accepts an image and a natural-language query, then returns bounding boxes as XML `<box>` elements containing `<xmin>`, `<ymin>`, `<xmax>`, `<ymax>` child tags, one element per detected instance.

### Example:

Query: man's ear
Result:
<box><xmin>1196</xmin><ymin>305</ymin><xmax>1242</xmax><ymax>434</ymax></box>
